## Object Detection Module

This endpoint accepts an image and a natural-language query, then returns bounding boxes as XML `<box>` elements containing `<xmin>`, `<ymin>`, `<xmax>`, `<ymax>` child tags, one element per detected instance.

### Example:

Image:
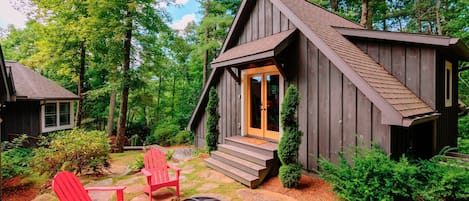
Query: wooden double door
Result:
<box><xmin>244</xmin><ymin>66</ymin><xmax>280</xmax><ymax>140</ymax></box>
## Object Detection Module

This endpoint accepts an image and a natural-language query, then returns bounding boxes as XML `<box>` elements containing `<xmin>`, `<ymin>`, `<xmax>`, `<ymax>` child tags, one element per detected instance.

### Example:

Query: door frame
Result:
<box><xmin>241</xmin><ymin>65</ymin><xmax>284</xmax><ymax>141</ymax></box>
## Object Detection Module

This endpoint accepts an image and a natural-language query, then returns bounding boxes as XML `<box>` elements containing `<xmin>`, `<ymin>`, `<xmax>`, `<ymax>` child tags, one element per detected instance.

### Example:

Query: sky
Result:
<box><xmin>0</xmin><ymin>0</ymin><xmax>202</xmax><ymax>33</ymax></box>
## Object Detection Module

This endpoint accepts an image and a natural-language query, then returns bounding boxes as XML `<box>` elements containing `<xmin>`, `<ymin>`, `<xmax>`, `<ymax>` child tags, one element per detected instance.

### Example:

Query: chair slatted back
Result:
<box><xmin>144</xmin><ymin>148</ymin><xmax>170</xmax><ymax>185</ymax></box>
<box><xmin>53</xmin><ymin>171</ymin><xmax>92</xmax><ymax>201</ymax></box>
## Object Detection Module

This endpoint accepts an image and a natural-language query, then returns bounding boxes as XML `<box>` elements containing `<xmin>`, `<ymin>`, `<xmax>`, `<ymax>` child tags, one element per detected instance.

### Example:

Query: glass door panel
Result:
<box><xmin>250</xmin><ymin>76</ymin><xmax>262</xmax><ymax>129</ymax></box>
<box><xmin>266</xmin><ymin>75</ymin><xmax>279</xmax><ymax>132</ymax></box>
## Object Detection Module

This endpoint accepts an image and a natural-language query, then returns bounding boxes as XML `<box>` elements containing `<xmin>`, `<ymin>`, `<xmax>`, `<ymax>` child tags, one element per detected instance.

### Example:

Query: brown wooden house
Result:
<box><xmin>0</xmin><ymin>45</ymin><xmax>16</xmax><ymax>139</ymax></box>
<box><xmin>187</xmin><ymin>0</ymin><xmax>469</xmax><ymax>188</ymax></box>
<box><xmin>0</xmin><ymin>61</ymin><xmax>79</xmax><ymax>141</ymax></box>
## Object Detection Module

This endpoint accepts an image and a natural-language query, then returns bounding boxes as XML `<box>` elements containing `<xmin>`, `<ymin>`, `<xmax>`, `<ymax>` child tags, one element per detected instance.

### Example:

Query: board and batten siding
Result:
<box><xmin>351</xmin><ymin>39</ymin><xmax>437</xmax><ymax>110</ymax></box>
<box><xmin>2</xmin><ymin>100</ymin><xmax>41</xmax><ymax>138</ymax></box>
<box><xmin>194</xmin><ymin>70</ymin><xmax>242</xmax><ymax>148</ymax></box>
<box><xmin>237</xmin><ymin>0</ymin><xmax>295</xmax><ymax>45</ymax></box>
<box><xmin>286</xmin><ymin>34</ymin><xmax>391</xmax><ymax>171</ymax></box>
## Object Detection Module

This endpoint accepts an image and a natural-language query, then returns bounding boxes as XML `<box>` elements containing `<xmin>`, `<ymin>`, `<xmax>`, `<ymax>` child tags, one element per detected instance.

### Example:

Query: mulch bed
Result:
<box><xmin>1</xmin><ymin>177</ymin><xmax>40</xmax><ymax>201</ymax></box>
<box><xmin>261</xmin><ymin>174</ymin><xmax>339</xmax><ymax>201</ymax></box>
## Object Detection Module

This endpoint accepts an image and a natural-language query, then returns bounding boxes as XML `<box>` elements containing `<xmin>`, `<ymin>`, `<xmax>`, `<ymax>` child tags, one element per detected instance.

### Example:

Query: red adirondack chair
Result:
<box><xmin>142</xmin><ymin>148</ymin><xmax>180</xmax><ymax>201</ymax></box>
<box><xmin>52</xmin><ymin>171</ymin><xmax>126</xmax><ymax>201</ymax></box>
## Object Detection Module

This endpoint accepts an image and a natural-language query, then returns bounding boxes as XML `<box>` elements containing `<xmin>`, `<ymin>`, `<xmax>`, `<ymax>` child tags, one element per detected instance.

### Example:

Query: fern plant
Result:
<box><xmin>205</xmin><ymin>87</ymin><xmax>220</xmax><ymax>153</ymax></box>
<box><xmin>278</xmin><ymin>85</ymin><xmax>303</xmax><ymax>188</ymax></box>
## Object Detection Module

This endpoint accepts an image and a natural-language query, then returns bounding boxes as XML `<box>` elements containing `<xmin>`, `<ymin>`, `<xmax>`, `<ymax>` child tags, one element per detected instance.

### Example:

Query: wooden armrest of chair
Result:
<box><xmin>167</xmin><ymin>164</ymin><xmax>180</xmax><ymax>172</ymax></box>
<box><xmin>85</xmin><ymin>186</ymin><xmax>126</xmax><ymax>191</ymax></box>
<box><xmin>141</xmin><ymin>168</ymin><xmax>153</xmax><ymax>177</ymax></box>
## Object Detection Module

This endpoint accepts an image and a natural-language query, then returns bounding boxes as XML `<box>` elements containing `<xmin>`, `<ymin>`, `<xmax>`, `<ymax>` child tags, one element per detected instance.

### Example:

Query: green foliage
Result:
<box><xmin>278</xmin><ymin>85</ymin><xmax>303</xmax><ymax>188</ymax></box>
<box><xmin>205</xmin><ymin>87</ymin><xmax>220</xmax><ymax>153</ymax></box>
<box><xmin>173</xmin><ymin>130</ymin><xmax>194</xmax><ymax>145</ymax></box>
<box><xmin>320</xmin><ymin>145</ymin><xmax>469</xmax><ymax>201</ymax></box>
<box><xmin>458</xmin><ymin>115</ymin><xmax>469</xmax><ymax>139</ymax></box>
<box><xmin>1</xmin><ymin>134</ymin><xmax>30</xmax><ymax>150</ymax></box>
<box><xmin>1</xmin><ymin>148</ymin><xmax>33</xmax><ymax>179</ymax></box>
<box><xmin>166</xmin><ymin>149</ymin><xmax>175</xmax><ymax>161</ymax></box>
<box><xmin>279</xmin><ymin>163</ymin><xmax>303</xmax><ymax>188</ymax></box>
<box><xmin>130</xmin><ymin>134</ymin><xmax>141</xmax><ymax>146</ymax></box>
<box><xmin>31</xmin><ymin>129</ymin><xmax>110</xmax><ymax>176</ymax></box>
<box><xmin>130</xmin><ymin>155</ymin><xmax>144</xmax><ymax>171</ymax></box>
<box><xmin>145</xmin><ymin>124</ymin><xmax>179</xmax><ymax>146</ymax></box>
<box><xmin>458</xmin><ymin>138</ymin><xmax>469</xmax><ymax>154</ymax></box>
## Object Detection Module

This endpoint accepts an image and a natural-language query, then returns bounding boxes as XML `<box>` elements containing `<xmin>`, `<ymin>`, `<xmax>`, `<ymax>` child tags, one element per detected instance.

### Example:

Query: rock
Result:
<box><xmin>31</xmin><ymin>193</ymin><xmax>56</xmax><ymax>201</ymax></box>
<box><xmin>181</xmin><ymin>164</ymin><xmax>195</xmax><ymax>174</ymax></box>
<box><xmin>236</xmin><ymin>189</ymin><xmax>297</xmax><ymax>201</ymax></box>
<box><xmin>172</xmin><ymin>148</ymin><xmax>194</xmax><ymax>162</ymax></box>
<box><xmin>116</xmin><ymin>177</ymin><xmax>145</xmax><ymax>193</ymax></box>
<box><xmin>196</xmin><ymin>183</ymin><xmax>219</xmax><ymax>192</ymax></box>
<box><xmin>198</xmin><ymin>170</ymin><xmax>235</xmax><ymax>183</ymax></box>
<box><xmin>86</xmin><ymin>178</ymin><xmax>115</xmax><ymax>201</ymax></box>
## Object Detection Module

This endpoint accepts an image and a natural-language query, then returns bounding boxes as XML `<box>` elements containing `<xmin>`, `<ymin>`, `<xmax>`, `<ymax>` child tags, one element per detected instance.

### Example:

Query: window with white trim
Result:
<box><xmin>42</xmin><ymin>101</ymin><xmax>74</xmax><ymax>133</ymax></box>
<box><xmin>445</xmin><ymin>60</ymin><xmax>452</xmax><ymax>107</ymax></box>
<box><xmin>59</xmin><ymin>103</ymin><xmax>70</xmax><ymax>126</ymax></box>
<box><xmin>45</xmin><ymin>103</ymin><xmax>57</xmax><ymax>127</ymax></box>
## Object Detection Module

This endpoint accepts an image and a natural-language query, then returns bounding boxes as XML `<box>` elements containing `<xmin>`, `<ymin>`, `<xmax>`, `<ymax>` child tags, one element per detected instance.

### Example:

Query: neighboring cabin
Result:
<box><xmin>0</xmin><ymin>45</ymin><xmax>15</xmax><ymax>140</ymax></box>
<box><xmin>0</xmin><ymin>50</ymin><xmax>79</xmax><ymax>141</ymax></box>
<box><xmin>187</xmin><ymin>0</ymin><xmax>469</xmax><ymax>188</ymax></box>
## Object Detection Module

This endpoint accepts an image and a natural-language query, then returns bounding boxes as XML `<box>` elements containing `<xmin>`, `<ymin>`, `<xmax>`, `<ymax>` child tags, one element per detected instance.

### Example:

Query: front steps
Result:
<box><xmin>205</xmin><ymin>136</ymin><xmax>278</xmax><ymax>188</ymax></box>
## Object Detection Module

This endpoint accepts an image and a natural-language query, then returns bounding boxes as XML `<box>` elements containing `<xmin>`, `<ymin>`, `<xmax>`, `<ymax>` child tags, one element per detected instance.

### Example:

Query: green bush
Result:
<box><xmin>277</xmin><ymin>85</ymin><xmax>303</xmax><ymax>188</ymax></box>
<box><xmin>145</xmin><ymin>125</ymin><xmax>179</xmax><ymax>146</ymax></box>
<box><xmin>173</xmin><ymin>130</ymin><xmax>193</xmax><ymax>145</ymax></box>
<box><xmin>1</xmin><ymin>148</ymin><xmax>33</xmax><ymax>179</ymax></box>
<box><xmin>130</xmin><ymin>155</ymin><xmax>144</xmax><ymax>171</ymax></box>
<box><xmin>31</xmin><ymin>129</ymin><xmax>110</xmax><ymax>176</ymax></box>
<box><xmin>130</xmin><ymin>134</ymin><xmax>141</xmax><ymax>146</ymax></box>
<box><xmin>205</xmin><ymin>87</ymin><xmax>220</xmax><ymax>153</ymax></box>
<box><xmin>279</xmin><ymin>163</ymin><xmax>302</xmax><ymax>188</ymax></box>
<box><xmin>320</xmin><ymin>145</ymin><xmax>469</xmax><ymax>201</ymax></box>
<box><xmin>458</xmin><ymin>138</ymin><xmax>469</xmax><ymax>154</ymax></box>
<box><xmin>458</xmin><ymin>115</ymin><xmax>469</xmax><ymax>139</ymax></box>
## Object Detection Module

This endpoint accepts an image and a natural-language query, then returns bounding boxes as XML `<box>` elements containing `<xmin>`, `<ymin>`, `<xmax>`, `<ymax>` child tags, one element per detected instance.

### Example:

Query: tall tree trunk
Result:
<box><xmin>155</xmin><ymin>76</ymin><xmax>162</xmax><ymax>125</ymax></box>
<box><xmin>436</xmin><ymin>0</ymin><xmax>442</xmax><ymax>35</ymax></box>
<box><xmin>75</xmin><ymin>40</ymin><xmax>86</xmax><ymax>127</ymax></box>
<box><xmin>171</xmin><ymin>74</ymin><xmax>176</xmax><ymax>119</ymax></box>
<box><xmin>366</xmin><ymin>0</ymin><xmax>373</xmax><ymax>29</ymax></box>
<box><xmin>203</xmin><ymin>0</ymin><xmax>210</xmax><ymax>87</ymax></box>
<box><xmin>116</xmin><ymin>8</ymin><xmax>133</xmax><ymax>153</ymax></box>
<box><xmin>330</xmin><ymin>0</ymin><xmax>338</xmax><ymax>12</ymax></box>
<box><xmin>360</xmin><ymin>0</ymin><xmax>369</xmax><ymax>28</ymax></box>
<box><xmin>106</xmin><ymin>91</ymin><xmax>116</xmax><ymax>137</ymax></box>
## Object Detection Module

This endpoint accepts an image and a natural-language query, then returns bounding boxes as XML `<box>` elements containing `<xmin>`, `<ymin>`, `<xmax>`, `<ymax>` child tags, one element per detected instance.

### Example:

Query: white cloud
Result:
<box><xmin>175</xmin><ymin>0</ymin><xmax>189</xmax><ymax>5</ymax></box>
<box><xmin>0</xmin><ymin>1</ymin><xmax>28</xmax><ymax>29</ymax></box>
<box><xmin>170</xmin><ymin>13</ymin><xmax>195</xmax><ymax>34</ymax></box>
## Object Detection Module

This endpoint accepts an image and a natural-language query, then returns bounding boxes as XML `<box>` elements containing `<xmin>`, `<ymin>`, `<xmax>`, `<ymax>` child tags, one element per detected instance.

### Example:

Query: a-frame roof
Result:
<box><xmin>188</xmin><ymin>0</ymin><xmax>468</xmax><ymax>130</ymax></box>
<box><xmin>0</xmin><ymin>45</ymin><xmax>15</xmax><ymax>103</ymax></box>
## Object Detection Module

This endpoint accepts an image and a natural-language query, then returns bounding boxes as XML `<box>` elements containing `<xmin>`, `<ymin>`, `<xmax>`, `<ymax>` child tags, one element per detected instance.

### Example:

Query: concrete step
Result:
<box><xmin>211</xmin><ymin>151</ymin><xmax>267</xmax><ymax>177</ymax></box>
<box><xmin>225</xmin><ymin>136</ymin><xmax>278</xmax><ymax>158</ymax></box>
<box><xmin>218</xmin><ymin>144</ymin><xmax>273</xmax><ymax>166</ymax></box>
<box><xmin>205</xmin><ymin>157</ymin><xmax>259</xmax><ymax>188</ymax></box>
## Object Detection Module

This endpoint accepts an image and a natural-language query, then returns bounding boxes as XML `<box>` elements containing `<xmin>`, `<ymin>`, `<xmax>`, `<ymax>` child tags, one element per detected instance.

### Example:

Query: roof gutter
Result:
<box><xmin>402</xmin><ymin>113</ymin><xmax>440</xmax><ymax>127</ymax></box>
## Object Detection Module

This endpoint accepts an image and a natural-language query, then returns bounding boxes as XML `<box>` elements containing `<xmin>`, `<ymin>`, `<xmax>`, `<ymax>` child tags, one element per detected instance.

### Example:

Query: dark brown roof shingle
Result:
<box><xmin>6</xmin><ymin>61</ymin><xmax>79</xmax><ymax>100</ymax></box>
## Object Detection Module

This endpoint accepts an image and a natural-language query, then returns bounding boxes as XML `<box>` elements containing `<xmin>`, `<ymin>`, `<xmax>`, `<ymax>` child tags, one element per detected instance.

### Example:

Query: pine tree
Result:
<box><xmin>205</xmin><ymin>87</ymin><xmax>220</xmax><ymax>153</ymax></box>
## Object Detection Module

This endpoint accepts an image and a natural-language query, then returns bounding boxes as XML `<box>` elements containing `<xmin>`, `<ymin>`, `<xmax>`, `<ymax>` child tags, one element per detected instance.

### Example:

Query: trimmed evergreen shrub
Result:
<box><xmin>278</xmin><ymin>85</ymin><xmax>303</xmax><ymax>188</ymax></box>
<box><xmin>279</xmin><ymin>163</ymin><xmax>303</xmax><ymax>188</ymax></box>
<box><xmin>205</xmin><ymin>87</ymin><xmax>220</xmax><ymax>153</ymax></box>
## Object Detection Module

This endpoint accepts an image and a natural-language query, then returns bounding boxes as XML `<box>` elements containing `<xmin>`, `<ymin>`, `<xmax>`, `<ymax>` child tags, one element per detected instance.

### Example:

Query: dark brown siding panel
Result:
<box><xmin>307</xmin><ymin>41</ymin><xmax>319</xmax><ymax>170</ymax></box>
<box><xmin>265</xmin><ymin>0</ymin><xmax>273</xmax><ymax>36</ymax></box>
<box><xmin>3</xmin><ymin>101</ymin><xmax>40</xmax><ymax>137</ymax></box>
<box><xmin>246</xmin><ymin>16</ymin><xmax>252</xmax><ymax>42</ymax></box>
<box><xmin>330</xmin><ymin>64</ymin><xmax>343</xmax><ymax>164</ymax></box>
<box><xmin>342</xmin><ymin>77</ymin><xmax>356</xmax><ymax>159</ymax></box>
<box><xmin>420</xmin><ymin>48</ymin><xmax>436</xmax><ymax>109</ymax></box>
<box><xmin>318</xmin><ymin>51</ymin><xmax>330</xmax><ymax>160</ymax></box>
<box><xmin>367</xmin><ymin>43</ymin><xmax>379</xmax><ymax>62</ymax></box>
<box><xmin>355</xmin><ymin>41</ymin><xmax>367</xmax><ymax>53</ymax></box>
<box><xmin>379</xmin><ymin>43</ymin><xmax>392</xmax><ymax>72</ymax></box>
<box><xmin>298</xmin><ymin>34</ymin><xmax>308</xmax><ymax>167</ymax></box>
<box><xmin>272</xmin><ymin>6</ymin><xmax>281</xmax><ymax>34</ymax></box>
<box><xmin>251</xmin><ymin>2</ymin><xmax>259</xmax><ymax>41</ymax></box>
<box><xmin>280</xmin><ymin>12</ymin><xmax>289</xmax><ymax>31</ymax></box>
<box><xmin>392</xmin><ymin>45</ymin><xmax>406</xmax><ymax>83</ymax></box>
<box><xmin>258</xmin><ymin>0</ymin><xmax>265</xmax><ymax>38</ymax></box>
<box><xmin>372</xmin><ymin>105</ymin><xmax>391</xmax><ymax>153</ymax></box>
<box><xmin>405</xmin><ymin>47</ymin><xmax>420</xmax><ymax>95</ymax></box>
<box><xmin>357</xmin><ymin>90</ymin><xmax>372</xmax><ymax>148</ymax></box>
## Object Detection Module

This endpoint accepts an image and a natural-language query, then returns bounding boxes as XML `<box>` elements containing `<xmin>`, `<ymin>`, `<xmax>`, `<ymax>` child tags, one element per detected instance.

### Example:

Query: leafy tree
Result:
<box><xmin>205</xmin><ymin>87</ymin><xmax>220</xmax><ymax>153</ymax></box>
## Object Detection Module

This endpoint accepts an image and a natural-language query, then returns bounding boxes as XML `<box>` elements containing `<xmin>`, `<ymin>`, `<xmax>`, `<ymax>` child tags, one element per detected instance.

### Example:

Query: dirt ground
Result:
<box><xmin>2</xmin><ymin>177</ymin><xmax>41</xmax><ymax>201</ymax></box>
<box><xmin>261</xmin><ymin>174</ymin><xmax>339</xmax><ymax>201</ymax></box>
